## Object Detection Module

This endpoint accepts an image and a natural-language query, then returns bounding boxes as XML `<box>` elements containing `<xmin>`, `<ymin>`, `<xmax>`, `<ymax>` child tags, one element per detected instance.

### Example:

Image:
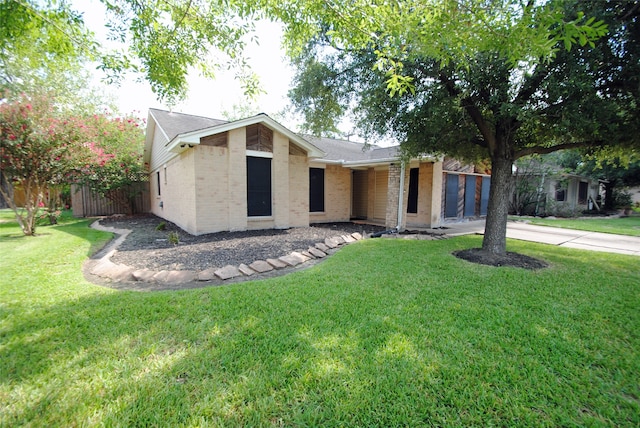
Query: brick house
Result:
<box><xmin>144</xmin><ymin>109</ymin><xmax>490</xmax><ymax>235</ymax></box>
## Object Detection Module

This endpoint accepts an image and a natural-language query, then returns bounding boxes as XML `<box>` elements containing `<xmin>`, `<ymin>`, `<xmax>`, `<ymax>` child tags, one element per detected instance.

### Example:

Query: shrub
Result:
<box><xmin>168</xmin><ymin>231</ymin><xmax>179</xmax><ymax>245</ymax></box>
<box><xmin>612</xmin><ymin>189</ymin><xmax>632</xmax><ymax>209</ymax></box>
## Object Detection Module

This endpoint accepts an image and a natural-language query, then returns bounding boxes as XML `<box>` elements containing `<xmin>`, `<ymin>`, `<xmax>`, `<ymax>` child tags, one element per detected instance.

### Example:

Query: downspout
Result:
<box><xmin>396</xmin><ymin>162</ymin><xmax>406</xmax><ymax>232</ymax></box>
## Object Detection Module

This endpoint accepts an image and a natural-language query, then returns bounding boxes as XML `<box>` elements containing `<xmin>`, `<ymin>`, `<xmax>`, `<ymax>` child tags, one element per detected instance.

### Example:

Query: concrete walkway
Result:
<box><xmin>439</xmin><ymin>220</ymin><xmax>640</xmax><ymax>256</ymax></box>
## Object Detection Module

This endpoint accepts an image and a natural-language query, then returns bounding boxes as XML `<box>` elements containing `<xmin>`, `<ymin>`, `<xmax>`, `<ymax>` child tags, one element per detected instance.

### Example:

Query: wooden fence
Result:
<box><xmin>71</xmin><ymin>182</ymin><xmax>150</xmax><ymax>217</ymax></box>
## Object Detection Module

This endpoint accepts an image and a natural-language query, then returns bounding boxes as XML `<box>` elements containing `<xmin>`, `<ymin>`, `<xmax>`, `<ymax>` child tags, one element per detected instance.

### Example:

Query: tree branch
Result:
<box><xmin>438</xmin><ymin>71</ymin><xmax>496</xmax><ymax>152</ymax></box>
<box><xmin>515</xmin><ymin>140</ymin><xmax>603</xmax><ymax>159</ymax></box>
<box><xmin>513</xmin><ymin>63</ymin><xmax>550</xmax><ymax>105</ymax></box>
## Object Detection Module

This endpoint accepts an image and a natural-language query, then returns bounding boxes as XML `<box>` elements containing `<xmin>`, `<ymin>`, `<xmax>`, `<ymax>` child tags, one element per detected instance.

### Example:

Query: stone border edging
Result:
<box><xmin>85</xmin><ymin>220</ymin><xmax>450</xmax><ymax>289</ymax></box>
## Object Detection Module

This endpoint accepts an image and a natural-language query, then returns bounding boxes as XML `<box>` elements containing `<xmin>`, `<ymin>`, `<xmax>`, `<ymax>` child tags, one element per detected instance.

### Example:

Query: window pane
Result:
<box><xmin>578</xmin><ymin>182</ymin><xmax>588</xmax><ymax>204</ymax></box>
<box><xmin>480</xmin><ymin>177</ymin><xmax>491</xmax><ymax>216</ymax></box>
<box><xmin>445</xmin><ymin>174</ymin><xmax>459</xmax><ymax>218</ymax></box>
<box><xmin>309</xmin><ymin>168</ymin><xmax>325</xmax><ymax>212</ymax></box>
<box><xmin>407</xmin><ymin>168</ymin><xmax>419</xmax><ymax>214</ymax></box>
<box><xmin>464</xmin><ymin>176</ymin><xmax>476</xmax><ymax>217</ymax></box>
<box><xmin>247</xmin><ymin>157</ymin><xmax>272</xmax><ymax>216</ymax></box>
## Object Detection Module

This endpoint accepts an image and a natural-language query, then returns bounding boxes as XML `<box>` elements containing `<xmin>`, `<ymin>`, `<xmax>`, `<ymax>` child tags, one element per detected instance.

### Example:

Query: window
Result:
<box><xmin>407</xmin><ymin>168</ymin><xmax>419</xmax><ymax>214</ymax></box>
<box><xmin>578</xmin><ymin>181</ymin><xmax>588</xmax><ymax>204</ymax></box>
<box><xmin>309</xmin><ymin>168</ymin><xmax>325</xmax><ymax>212</ymax></box>
<box><xmin>156</xmin><ymin>171</ymin><xmax>161</xmax><ymax>196</ymax></box>
<box><xmin>247</xmin><ymin>156</ymin><xmax>272</xmax><ymax>216</ymax></box>
<box><xmin>445</xmin><ymin>174</ymin><xmax>459</xmax><ymax>218</ymax></box>
<box><xmin>555</xmin><ymin>184</ymin><xmax>566</xmax><ymax>202</ymax></box>
<box><xmin>480</xmin><ymin>177</ymin><xmax>491</xmax><ymax>216</ymax></box>
<box><xmin>464</xmin><ymin>176</ymin><xmax>476</xmax><ymax>217</ymax></box>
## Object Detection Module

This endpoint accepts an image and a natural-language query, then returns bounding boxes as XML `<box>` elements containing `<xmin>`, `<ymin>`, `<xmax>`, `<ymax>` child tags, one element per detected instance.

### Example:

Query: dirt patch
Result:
<box><xmin>453</xmin><ymin>248</ymin><xmax>549</xmax><ymax>270</ymax></box>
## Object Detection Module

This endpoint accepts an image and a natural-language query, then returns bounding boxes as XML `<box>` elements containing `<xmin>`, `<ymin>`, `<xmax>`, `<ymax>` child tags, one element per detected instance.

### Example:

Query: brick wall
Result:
<box><xmin>288</xmin><ymin>153</ymin><xmax>309</xmax><ymax>227</ymax></box>
<box><xmin>273</xmin><ymin>131</ymin><xmax>290</xmax><ymax>229</ymax></box>
<box><xmin>309</xmin><ymin>164</ymin><xmax>351</xmax><ymax>223</ymax></box>
<box><xmin>227</xmin><ymin>127</ymin><xmax>248</xmax><ymax>231</ymax></box>
<box><xmin>151</xmin><ymin>150</ymin><xmax>198</xmax><ymax>234</ymax></box>
<box><xmin>386</xmin><ymin>164</ymin><xmax>402</xmax><ymax>229</ymax></box>
<box><xmin>194</xmin><ymin>145</ymin><xmax>229</xmax><ymax>233</ymax></box>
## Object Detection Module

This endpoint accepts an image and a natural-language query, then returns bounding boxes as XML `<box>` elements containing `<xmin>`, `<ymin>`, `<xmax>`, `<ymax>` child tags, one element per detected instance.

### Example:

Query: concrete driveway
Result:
<box><xmin>505</xmin><ymin>221</ymin><xmax>640</xmax><ymax>256</ymax></box>
<box><xmin>443</xmin><ymin>220</ymin><xmax>640</xmax><ymax>256</ymax></box>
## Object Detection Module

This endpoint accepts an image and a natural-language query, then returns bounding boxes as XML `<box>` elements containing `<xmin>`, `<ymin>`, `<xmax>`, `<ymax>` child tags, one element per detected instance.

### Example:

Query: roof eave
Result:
<box><xmin>166</xmin><ymin>114</ymin><xmax>326</xmax><ymax>158</ymax></box>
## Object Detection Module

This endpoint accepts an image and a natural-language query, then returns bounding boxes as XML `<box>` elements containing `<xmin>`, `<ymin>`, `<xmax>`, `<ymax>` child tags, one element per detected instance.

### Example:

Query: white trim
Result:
<box><xmin>150</xmin><ymin>110</ymin><xmax>170</xmax><ymax>141</ymax></box>
<box><xmin>309</xmin><ymin>162</ymin><xmax>326</xmax><ymax>169</ymax></box>
<box><xmin>246</xmin><ymin>150</ymin><xmax>273</xmax><ymax>158</ymax></box>
<box><xmin>444</xmin><ymin>171</ymin><xmax>491</xmax><ymax>177</ymax></box>
<box><xmin>165</xmin><ymin>114</ymin><xmax>325</xmax><ymax>158</ymax></box>
<box><xmin>312</xmin><ymin>155</ymin><xmax>439</xmax><ymax>168</ymax></box>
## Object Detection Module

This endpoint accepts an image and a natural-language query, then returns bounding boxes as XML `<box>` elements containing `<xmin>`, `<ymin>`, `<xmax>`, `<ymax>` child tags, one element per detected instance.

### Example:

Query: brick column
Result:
<box><xmin>273</xmin><ymin>131</ymin><xmax>289</xmax><ymax>228</ymax></box>
<box><xmin>430</xmin><ymin>161</ymin><xmax>443</xmax><ymax>227</ymax></box>
<box><xmin>227</xmin><ymin>127</ymin><xmax>247</xmax><ymax>231</ymax></box>
<box><xmin>386</xmin><ymin>163</ymin><xmax>402</xmax><ymax>229</ymax></box>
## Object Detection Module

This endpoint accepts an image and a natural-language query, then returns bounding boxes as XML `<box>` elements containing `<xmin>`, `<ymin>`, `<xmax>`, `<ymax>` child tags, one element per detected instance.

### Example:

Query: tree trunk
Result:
<box><xmin>482</xmin><ymin>155</ymin><xmax>514</xmax><ymax>255</ymax></box>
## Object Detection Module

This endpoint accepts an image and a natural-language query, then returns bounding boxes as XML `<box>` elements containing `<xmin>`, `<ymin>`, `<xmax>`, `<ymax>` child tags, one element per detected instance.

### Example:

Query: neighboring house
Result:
<box><xmin>546</xmin><ymin>174</ymin><xmax>601</xmax><ymax>215</ymax></box>
<box><xmin>144</xmin><ymin>109</ymin><xmax>491</xmax><ymax>235</ymax></box>
<box><xmin>512</xmin><ymin>161</ymin><xmax>601</xmax><ymax>216</ymax></box>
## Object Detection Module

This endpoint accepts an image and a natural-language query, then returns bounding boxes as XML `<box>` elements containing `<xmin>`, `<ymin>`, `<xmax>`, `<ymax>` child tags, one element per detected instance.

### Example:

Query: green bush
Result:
<box><xmin>168</xmin><ymin>231</ymin><xmax>179</xmax><ymax>245</ymax></box>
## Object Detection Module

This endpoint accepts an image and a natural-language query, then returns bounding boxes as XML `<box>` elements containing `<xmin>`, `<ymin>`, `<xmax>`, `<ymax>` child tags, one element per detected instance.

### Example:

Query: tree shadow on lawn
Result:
<box><xmin>3</xmin><ymin>245</ymin><xmax>637</xmax><ymax>426</ymax></box>
<box><xmin>1</xmin><ymin>286</ymin><xmax>447</xmax><ymax>425</ymax></box>
<box><xmin>52</xmin><ymin>219</ymin><xmax>115</xmax><ymax>257</ymax></box>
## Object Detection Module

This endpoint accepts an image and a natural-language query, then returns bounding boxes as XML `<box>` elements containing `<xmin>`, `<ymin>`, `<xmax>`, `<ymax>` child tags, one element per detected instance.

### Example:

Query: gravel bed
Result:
<box><xmin>100</xmin><ymin>214</ymin><xmax>386</xmax><ymax>272</ymax></box>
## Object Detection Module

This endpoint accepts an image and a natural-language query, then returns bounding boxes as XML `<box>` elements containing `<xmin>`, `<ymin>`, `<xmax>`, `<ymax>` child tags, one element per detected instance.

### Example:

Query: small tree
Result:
<box><xmin>0</xmin><ymin>94</ymin><xmax>79</xmax><ymax>235</ymax></box>
<box><xmin>72</xmin><ymin>113</ymin><xmax>147</xmax><ymax>215</ymax></box>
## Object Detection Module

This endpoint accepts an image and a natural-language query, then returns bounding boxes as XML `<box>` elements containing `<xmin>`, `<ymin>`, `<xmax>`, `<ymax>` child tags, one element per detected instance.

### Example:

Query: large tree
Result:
<box><xmin>277</xmin><ymin>0</ymin><xmax>638</xmax><ymax>255</ymax></box>
<box><xmin>0</xmin><ymin>0</ymin><xmax>96</xmax><ymax>93</ymax></box>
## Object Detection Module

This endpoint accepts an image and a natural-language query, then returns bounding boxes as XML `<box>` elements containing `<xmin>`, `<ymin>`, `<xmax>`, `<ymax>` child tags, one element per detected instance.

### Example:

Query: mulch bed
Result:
<box><xmin>454</xmin><ymin>248</ymin><xmax>549</xmax><ymax>270</ymax></box>
<box><xmin>99</xmin><ymin>214</ymin><xmax>386</xmax><ymax>272</ymax></box>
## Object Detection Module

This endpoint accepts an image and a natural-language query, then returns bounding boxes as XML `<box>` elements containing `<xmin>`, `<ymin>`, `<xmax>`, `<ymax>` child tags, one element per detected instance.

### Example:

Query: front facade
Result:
<box><xmin>144</xmin><ymin>109</ymin><xmax>490</xmax><ymax>235</ymax></box>
<box><xmin>544</xmin><ymin>174</ymin><xmax>601</xmax><ymax>215</ymax></box>
<box><xmin>512</xmin><ymin>165</ymin><xmax>601</xmax><ymax>216</ymax></box>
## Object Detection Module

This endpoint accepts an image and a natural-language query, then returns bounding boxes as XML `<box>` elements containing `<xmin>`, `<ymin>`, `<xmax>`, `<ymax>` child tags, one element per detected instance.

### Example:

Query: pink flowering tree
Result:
<box><xmin>1</xmin><ymin>94</ymin><xmax>147</xmax><ymax>235</ymax></box>
<box><xmin>72</xmin><ymin>113</ymin><xmax>147</xmax><ymax>215</ymax></box>
<box><xmin>0</xmin><ymin>94</ymin><xmax>83</xmax><ymax>235</ymax></box>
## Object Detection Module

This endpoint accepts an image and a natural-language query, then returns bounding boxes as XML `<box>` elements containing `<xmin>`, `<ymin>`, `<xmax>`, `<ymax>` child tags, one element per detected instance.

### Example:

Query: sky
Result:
<box><xmin>76</xmin><ymin>1</ymin><xmax>297</xmax><ymax>122</ymax></box>
<box><xmin>73</xmin><ymin>1</ymin><xmax>385</xmax><ymax>144</ymax></box>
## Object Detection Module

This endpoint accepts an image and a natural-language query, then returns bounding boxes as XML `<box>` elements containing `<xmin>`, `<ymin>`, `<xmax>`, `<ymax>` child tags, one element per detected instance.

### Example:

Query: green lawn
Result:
<box><xmin>513</xmin><ymin>215</ymin><xmax>640</xmax><ymax>236</ymax></box>
<box><xmin>1</xmin><ymin>210</ymin><xmax>639</xmax><ymax>427</ymax></box>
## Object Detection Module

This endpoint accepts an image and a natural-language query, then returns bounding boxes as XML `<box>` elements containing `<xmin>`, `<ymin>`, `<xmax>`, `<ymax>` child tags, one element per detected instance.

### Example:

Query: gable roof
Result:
<box><xmin>147</xmin><ymin>109</ymin><xmax>325</xmax><ymax>160</ymax></box>
<box><xmin>149</xmin><ymin>108</ymin><xmax>228</xmax><ymax>141</ymax></box>
<box><xmin>145</xmin><ymin>109</ymin><xmax>439</xmax><ymax>168</ymax></box>
<box><xmin>302</xmin><ymin>135</ymin><xmax>401</xmax><ymax>164</ymax></box>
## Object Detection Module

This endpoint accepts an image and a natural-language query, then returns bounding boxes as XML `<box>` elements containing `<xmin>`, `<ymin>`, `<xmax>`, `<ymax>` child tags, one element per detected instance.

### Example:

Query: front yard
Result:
<box><xmin>1</xmin><ymin>210</ymin><xmax>639</xmax><ymax>426</ymax></box>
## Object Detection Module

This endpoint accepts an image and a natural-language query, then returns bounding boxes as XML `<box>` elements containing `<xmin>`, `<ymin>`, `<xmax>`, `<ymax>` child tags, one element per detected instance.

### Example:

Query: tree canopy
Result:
<box><xmin>281</xmin><ymin>0</ymin><xmax>638</xmax><ymax>255</ymax></box>
<box><xmin>2</xmin><ymin>0</ymin><xmax>638</xmax><ymax>254</ymax></box>
<box><xmin>0</xmin><ymin>93</ymin><xmax>145</xmax><ymax>235</ymax></box>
